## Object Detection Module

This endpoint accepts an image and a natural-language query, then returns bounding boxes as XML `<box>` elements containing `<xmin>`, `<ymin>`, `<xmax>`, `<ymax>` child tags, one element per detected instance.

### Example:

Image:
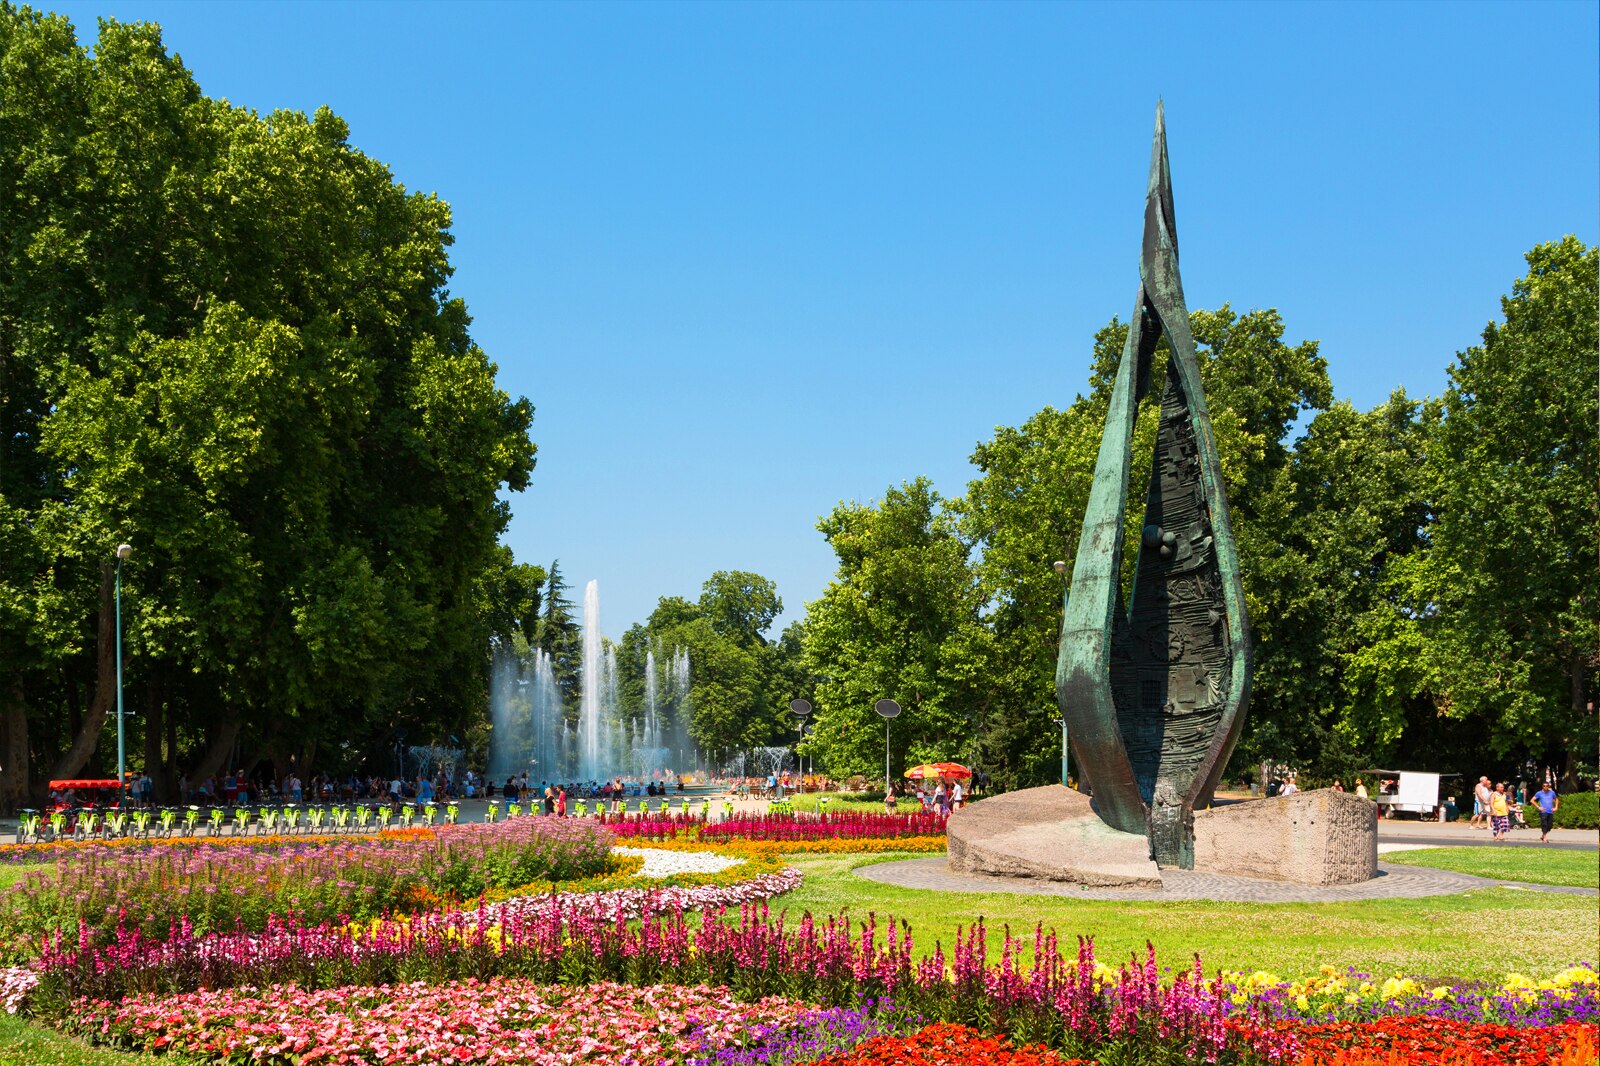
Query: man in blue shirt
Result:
<box><xmin>1531</xmin><ymin>784</ymin><xmax>1559</xmax><ymax>843</ymax></box>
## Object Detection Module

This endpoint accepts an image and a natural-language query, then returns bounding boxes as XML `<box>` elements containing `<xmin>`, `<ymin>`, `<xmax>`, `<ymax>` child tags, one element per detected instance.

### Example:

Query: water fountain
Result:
<box><xmin>492</xmin><ymin>579</ymin><xmax>701</xmax><ymax>783</ymax></box>
<box><xmin>488</xmin><ymin>647</ymin><xmax>564</xmax><ymax>781</ymax></box>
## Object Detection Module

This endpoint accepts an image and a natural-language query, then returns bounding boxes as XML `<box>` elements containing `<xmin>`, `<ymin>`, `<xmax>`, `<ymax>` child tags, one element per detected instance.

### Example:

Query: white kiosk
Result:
<box><xmin>1362</xmin><ymin>769</ymin><xmax>1461</xmax><ymax>819</ymax></box>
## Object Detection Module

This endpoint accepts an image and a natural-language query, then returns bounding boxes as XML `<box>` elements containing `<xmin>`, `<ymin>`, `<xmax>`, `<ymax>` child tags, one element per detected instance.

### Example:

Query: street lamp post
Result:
<box><xmin>115</xmin><ymin>543</ymin><xmax>132</xmax><ymax>805</ymax></box>
<box><xmin>788</xmin><ymin>700</ymin><xmax>811</xmax><ymax>785</ymax></box>
<box><xmin>1054</xmin><ymin>560</ymin><xmax>1070</xmax><ymax>789</ymax></box>
<box><xmin>874</xmin><ymin>699</ymin><xmax>901</xmax><ymax>794</ymax></box>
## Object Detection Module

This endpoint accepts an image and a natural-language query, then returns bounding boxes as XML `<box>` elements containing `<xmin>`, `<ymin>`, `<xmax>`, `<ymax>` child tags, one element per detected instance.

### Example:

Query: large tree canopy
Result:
<box><xmin>804</xmin><ymin>247</ymin><xmax>1596</xmax><ymax>791</ymax></box>
<box><xmin>0</xmin><ymin>9</ymin><xmax>535</xmax><ymax>807</ymax></box>
<box><xmin>1350</xmin><ymin>237</ymin><xmax>1598</xmax><ymax>776</ymax></box>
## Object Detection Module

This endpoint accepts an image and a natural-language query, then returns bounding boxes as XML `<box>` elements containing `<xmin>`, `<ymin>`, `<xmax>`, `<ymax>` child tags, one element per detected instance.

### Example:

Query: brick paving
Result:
<box><xmin>854</xmin><ymin>856</ymin><xmax>1597</xmax><ymax>903</ymax></box>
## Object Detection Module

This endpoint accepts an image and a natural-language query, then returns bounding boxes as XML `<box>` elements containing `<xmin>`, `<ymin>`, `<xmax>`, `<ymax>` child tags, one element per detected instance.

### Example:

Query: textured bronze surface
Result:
<box><xmin>1055</xmin><ymin>103</ymin><xmax>1252</xmax><ymax>869</ymax></box>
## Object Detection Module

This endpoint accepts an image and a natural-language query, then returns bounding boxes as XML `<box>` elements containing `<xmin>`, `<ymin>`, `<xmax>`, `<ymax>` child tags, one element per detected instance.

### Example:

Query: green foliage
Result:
<box><xmin>0</xmin><ymin>8</ymin><xmax>536</xmax><ymax>803</ymax></box>
<box><xmin>537</xmin><ymin>560</ymin><xmax>582</xmax><ymax>717</ymax></box>
<box><xmin>698</xmin><ymin>571</ymin><xmax>782</xmax><ymax>645</ymax></box>
<box><xmin>803</xmin><ymin>478</ymin><xmax>992</xmax><ymax>782</ymax></box>
<box><xmin>1550</xmin><ymin>791</ymin><xmax>1598</xmax><ymax>831</ymax></box>
<box><xmin>611</xmin><ymin>572</ymin><xmax>800</xmax><ymax>763</ymax></box>
<box><xmin>1411</xmin><ymin>237</ymin><xmax>1597</xmax><ymax>766</ymax></box>
<box><xmin>805</xmin><ymin>245</ymin><xmax>1596</xmax><ymax>790</ymax></box>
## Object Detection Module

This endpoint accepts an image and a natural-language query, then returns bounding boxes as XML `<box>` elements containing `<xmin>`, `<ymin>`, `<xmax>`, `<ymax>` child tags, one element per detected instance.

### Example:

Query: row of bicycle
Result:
<box><xmin>12</xmin><ymin>796</ymin><xmax>745</xmax><ymax>842</ymax></box>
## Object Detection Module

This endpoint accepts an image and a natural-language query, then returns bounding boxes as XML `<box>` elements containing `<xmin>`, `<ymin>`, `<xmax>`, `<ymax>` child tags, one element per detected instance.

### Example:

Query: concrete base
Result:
<box><xmin>1194</xmin><ymin>788</ymin><xmax>1377</xmax><ymax>885</ymax></box>
<box><xmin>946</xmin><ymin>785</ymin><xmax>1162</xmax><ymax>888</ymax></box>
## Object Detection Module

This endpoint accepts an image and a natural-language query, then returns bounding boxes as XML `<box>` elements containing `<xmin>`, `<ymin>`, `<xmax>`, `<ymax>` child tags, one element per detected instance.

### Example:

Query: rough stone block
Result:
<box><xmin>1193</xmin><ymin>788</ymin><xmax>1377</xmax><ymax>885</ymax></box>
<box><xmin>946</xmin><ymin>785</ymin><xmax>1162</xmax><ymax>887</ymax></box>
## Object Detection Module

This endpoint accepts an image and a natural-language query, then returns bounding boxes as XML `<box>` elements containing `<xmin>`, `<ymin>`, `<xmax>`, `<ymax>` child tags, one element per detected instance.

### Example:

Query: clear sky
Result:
<box><xmin>54</xmin><ymin>0</ymin><xmax>1600</xmax><ymax>637</ymax></box>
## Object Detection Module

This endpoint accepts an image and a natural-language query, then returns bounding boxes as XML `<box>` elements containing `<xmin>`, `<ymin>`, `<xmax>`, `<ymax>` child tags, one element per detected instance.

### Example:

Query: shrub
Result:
<box><xmin>1552</xmin><ymin>790</ymin><xmax>1598</xmax><ymax>830</ymax></box>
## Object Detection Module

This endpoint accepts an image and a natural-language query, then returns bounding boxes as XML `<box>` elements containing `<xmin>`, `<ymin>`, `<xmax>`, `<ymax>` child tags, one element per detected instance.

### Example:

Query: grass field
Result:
<box><xmin>775</xmin><ymin>852</ymin><xmax>1597</xmax><ymax>981</ymax></box>
<box><xmin>1383</xmin><ymin>846</ymin><xmax>1600</xmax><ymax>888</ymax></box>
<box><xmin>0</xmin><ymin>864</ymin><xmax>41</xmax><ymax>891</ymax></box>
<box><xmin>788</xmin><ymin>792</ymin><xmax>924</xmax><ymax>814</ymax></box>
<box><xmin>0</xmin><ymin>1013</ymin><xmax>150</xmax><ymax>1066</ymax></box>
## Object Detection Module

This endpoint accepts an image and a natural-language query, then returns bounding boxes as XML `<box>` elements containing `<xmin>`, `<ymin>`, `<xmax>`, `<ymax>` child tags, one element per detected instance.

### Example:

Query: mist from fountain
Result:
<box><xmin>484</xmin><ymin>578</ymin><xmax>700</xmax><ymax>784</ymax></box>
<box><xmin>488</xmin><ymin>646</ymin><xmax>565</xmax><ymax>781</ymax></box>
<box><xmin>578</xmin><ymin>580</ymin><xmax>604</xmax><ymax>781</ymax></box>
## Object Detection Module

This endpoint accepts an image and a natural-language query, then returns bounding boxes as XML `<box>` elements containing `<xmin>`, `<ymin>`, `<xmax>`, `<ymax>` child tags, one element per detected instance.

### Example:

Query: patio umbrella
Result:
<box><xmin>904</xmin><ymin>763</ymin><xmax>972</xmax><ymax>780</ymax></box>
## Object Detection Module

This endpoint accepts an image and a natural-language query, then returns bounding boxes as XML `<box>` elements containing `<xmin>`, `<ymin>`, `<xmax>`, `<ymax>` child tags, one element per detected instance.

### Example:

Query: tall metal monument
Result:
<box><xmin>1056</xmin><ymin>103</ymin><xmax>1252</xmax><ymax>869</ymax></box>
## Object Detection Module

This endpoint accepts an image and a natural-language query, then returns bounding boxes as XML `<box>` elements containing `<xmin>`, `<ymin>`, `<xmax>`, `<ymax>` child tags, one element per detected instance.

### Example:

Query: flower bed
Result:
<box><xmin>634</xmin><ymin>836</ymin><xmax>948</xmax><ymax>858</ymax></box>
<box><xmin>686</xmin><ymin>999</ymin><xmax>921</xmax><ymax>1066</ymax></box>
<box><xmin>1224</xmin><ymin>966</ymin><xmax>1600</xmax><ymax>1026</ymax></box>
<box><xmin>620</xmin><ymin>845</ymin><xmax>749</xmax><ymax>877</ymax></box>
<box><xmin>607</xmin><ymin>811</ymin><xmax>947</xmax><ymax>844</ymax></box>
<box><xmin>478</xmin><ymin>864</ymin><xmax>804</xmax><ymax>924</ymax></box>
<box><xmin>809</xmin><ymin>1022</ymin><xmax>1095</xmax><ymax>1066</ymax></box>
<box><xmin>28</xmin><ymin>913</ymin><xmax>1293</xmax><ymax>1063</ymax></box>
<box><xmin>0</xmin><ymin>817</ymin><xmax>614</xmax><ymax>952</ymax></box>
<box><xmin>1286</xmin><ymin>1016</ymin><xmax>1597</xmax><ymax>1066</ymax></box>
<box><xmin>59</xmin><ymin>978</ymin><xmax>810</xmax><ymax>1065</ymax></box>
<box><xmin>11</xmin><ymin>898</ymin><xmax>1596</xmax><ymax>1065</ymax></box>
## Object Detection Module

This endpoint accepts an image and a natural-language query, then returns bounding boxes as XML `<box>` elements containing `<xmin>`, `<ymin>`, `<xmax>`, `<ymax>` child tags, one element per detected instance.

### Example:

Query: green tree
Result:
<box><xmin>537</xmin><ymin>561</ymin><xmax>581</xmax><ymax>718</ymax></box>
<box><xmin>1237</xmin><ymin>392</ymin><xmax>1436</xmax><ymax>780</ymax></box>
<box><xmin>698</xmin><ymin>571</ymin><xmax>782</xmax><ymax>646</ymax></box>
<box><xmin>804</xmin><ymin>479</ymin><xmax>990</xmax><ymax>782</ymax></box>
<box><xmin>0</xmin><ymin>10</ymin><xmax>535</xmax><ymax>806</ymax></box>
<box><xmin>1360</xmin><ymin>238</ymin><xmax>1598</xmax><ymax>779</ymax></box>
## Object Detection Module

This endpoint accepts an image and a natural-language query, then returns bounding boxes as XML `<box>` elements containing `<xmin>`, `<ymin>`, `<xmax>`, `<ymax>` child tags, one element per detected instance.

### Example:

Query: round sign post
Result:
<box><xmin>789</xmin><ymin>700</ymin><xmax>812</xmax><ymax>784</ymax></box>
<box><xmin>873</xmin><ymin>699</ymin><xmax>901</xmax><ymax>793</ymax></box>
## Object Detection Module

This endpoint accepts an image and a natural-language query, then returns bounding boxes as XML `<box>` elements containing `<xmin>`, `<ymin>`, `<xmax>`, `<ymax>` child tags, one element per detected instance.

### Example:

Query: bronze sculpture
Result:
<box><xmin>1055</xmin><ymin>103</ymin><xmax>1252</xmax><ymax>869</ymax></box>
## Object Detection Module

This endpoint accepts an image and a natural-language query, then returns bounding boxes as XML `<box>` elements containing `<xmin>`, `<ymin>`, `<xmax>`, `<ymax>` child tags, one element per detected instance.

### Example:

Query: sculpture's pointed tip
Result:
<box><xmin>1147</xmin><ymin>101</ymin><xmax>1170</xmax><ymax>194</ymax></box>
<box><xmin>1143</xmin><ymin>100</ymin><xmax>1178</xmax><ymax>263</ymax></box>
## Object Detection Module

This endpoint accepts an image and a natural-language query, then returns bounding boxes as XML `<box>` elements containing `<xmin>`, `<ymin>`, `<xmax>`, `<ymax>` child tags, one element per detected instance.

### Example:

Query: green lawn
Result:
<box><xmin>788</xmin><ymin>791</ymin><xmax>927</xmax><ymax>814</ymax></box>
<box><xmin>0</xmin><ymin>1013</ymin><xmax>160</xmax><ymax>1065</ymax></box>
<box><xmin>776</xmin><ymin>852</ymin><xmax>1597</xmax><ymax>982</ymax></box>
<box><xmin>0</xmin><ymin>864</ymin><xmax>45</xmax><ymax>891</ymax></box>
<box><xmin>1382</xmin><ymin>846</ymin><xmax>1600</xmax><ymax>889</ymax></box>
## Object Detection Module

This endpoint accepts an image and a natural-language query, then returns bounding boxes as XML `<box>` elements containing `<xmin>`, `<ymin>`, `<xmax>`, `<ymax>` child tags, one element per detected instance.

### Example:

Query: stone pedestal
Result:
<box><xmin>946</xmin><ymin>785</ymin><xmax>1162</xmax><ymax>888</ymax></box>
<box><xmin>1193</xmin><ymin>788</ymin><xmax>1377</xmax><ymax>885</ymax></box>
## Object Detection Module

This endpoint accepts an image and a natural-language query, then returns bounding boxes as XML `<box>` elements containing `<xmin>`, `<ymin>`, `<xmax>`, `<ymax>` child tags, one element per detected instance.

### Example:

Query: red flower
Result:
<box><xmin>812</xmin><ymin>1022</ymin><xmax>1095</xmax><ymax>1066</ymax></box>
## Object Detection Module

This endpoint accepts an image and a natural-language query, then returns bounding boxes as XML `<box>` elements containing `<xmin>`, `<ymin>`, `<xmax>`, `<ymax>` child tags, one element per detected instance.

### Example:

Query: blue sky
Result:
<box><xmin>56</xmin><ymin>0</ymin><xmax>1600</xmax><ymax>636</ymax></box>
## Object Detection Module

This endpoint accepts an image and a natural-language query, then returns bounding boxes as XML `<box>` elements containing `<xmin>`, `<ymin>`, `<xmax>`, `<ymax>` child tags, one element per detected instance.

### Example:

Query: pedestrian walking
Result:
<box><xmin>1471</xmin><ymin>776</ymin><xmax>1492</xmax><ymax>828</ymax></box>
<box><xmin>1489</xmin><ymin>782</ymin><xmax>1511</xmax><ymax>842</ymax></box>
<box><xmin>1531</xmin><ymin>782</ymin><xmax>1559</xmax><ymax>843</ymax></box>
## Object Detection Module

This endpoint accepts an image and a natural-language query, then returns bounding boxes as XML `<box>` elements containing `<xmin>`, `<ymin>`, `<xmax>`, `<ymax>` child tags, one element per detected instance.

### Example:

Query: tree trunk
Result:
<box><xmin>143</xmin><ymin>669</ymin><xmax>163</xmax><ymax>800</ymax></box>
<box><xmin>0</xmin><ymin>678</ymin><xmax>30</xmax><ymax>815</ymax></box>
<box><xmin>65</xmin><ymin>672</ymin><xmax>81</xmax><ymax>751</ymax></box>
<box><xmin>50</xmin><ymin>562</ymin><xmax>116</xmax><ymax>780</ymax></box>
<box><xmin>1561</xmin><ymin>650</ymin><xmax>1589</xmax><ymax>791</ymax></box>
<box><xmin>164</xmin><ymin>698</ymin><xmax>178</xmax><ymax>800</ymax></box>
<box><xmin>188</xmin><ymin>707</ymin><xmax>241</xmax><ymax>791</ymax></box>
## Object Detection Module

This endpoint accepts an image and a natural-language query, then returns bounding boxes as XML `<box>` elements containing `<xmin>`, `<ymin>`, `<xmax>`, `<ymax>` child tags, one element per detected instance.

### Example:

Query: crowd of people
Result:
<box><xmin>1468</xmin><ymin>776</ymin><xmax>1562</xmax><ymax>843</ymax></box>
<box><xmin>44</xmin><ymin>767</ymin><xmax>716</xmax><ymax>815</ymax></box>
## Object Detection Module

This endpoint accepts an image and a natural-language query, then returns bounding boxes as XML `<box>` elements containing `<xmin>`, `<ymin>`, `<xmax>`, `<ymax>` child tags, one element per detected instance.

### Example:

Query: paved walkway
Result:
<box><xmin>1374</xmin><ymin>821</ymin><xmax>1596</xmax><ymax>851</ymax></box>
<box><xmin>854</xmin><ymin>856</ymin><xmax>1599</xmax><ymax>903</ymax></box>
